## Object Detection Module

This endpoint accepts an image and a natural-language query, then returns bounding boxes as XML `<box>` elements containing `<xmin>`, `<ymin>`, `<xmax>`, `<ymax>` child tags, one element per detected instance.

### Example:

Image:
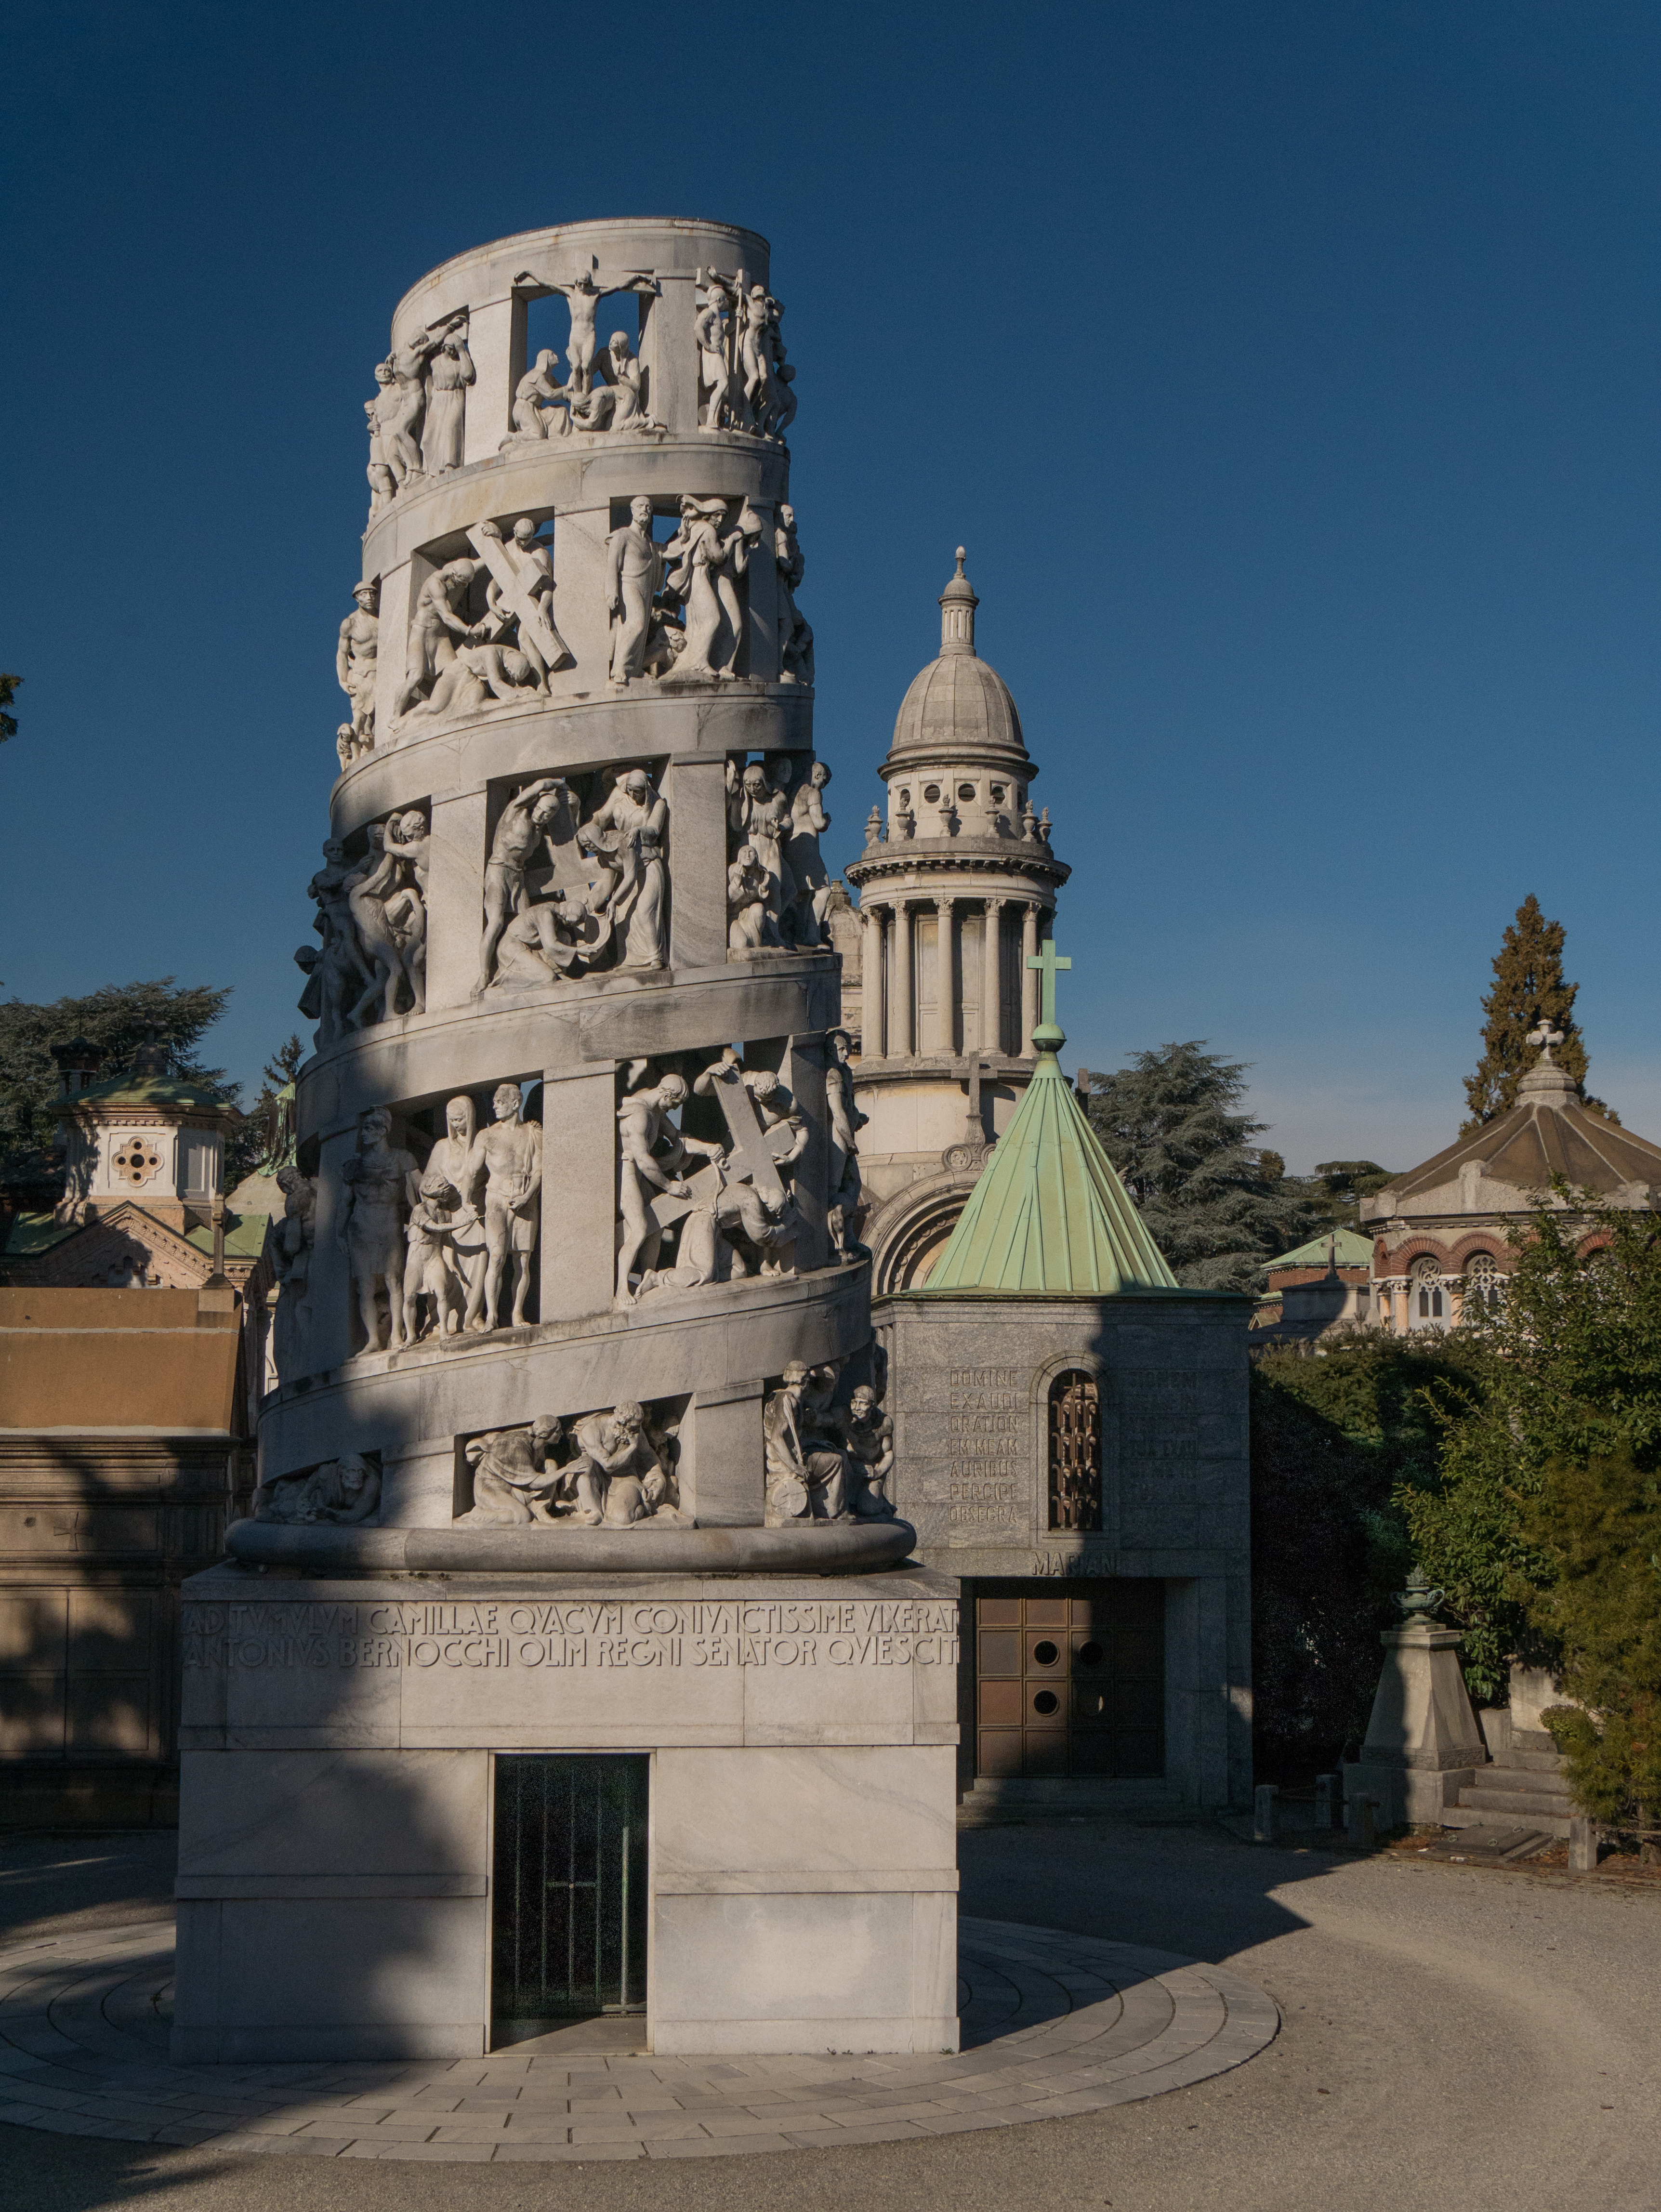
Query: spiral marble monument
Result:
<box><xmin>173</xmin><ymin>219</ymin><xmax>959</xmax><ymax>2063</ymax></box>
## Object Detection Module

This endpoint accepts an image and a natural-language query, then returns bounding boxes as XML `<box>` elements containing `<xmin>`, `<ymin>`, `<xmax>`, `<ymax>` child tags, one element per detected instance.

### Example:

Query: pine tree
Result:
<box><xmin>0</xmin><ymin>979</ymin><xmax>236</xmax><ymax>1207</ymax></box>
<box><xmin>1462</xmin><ymin>895</ymin><xmax>1614</xmax><ymax>1127</ymax></box>
<box><xmin>1080</xmin><ymin>1041</ymin><xmax>1320</xmax><ymax>1293</ymax></box>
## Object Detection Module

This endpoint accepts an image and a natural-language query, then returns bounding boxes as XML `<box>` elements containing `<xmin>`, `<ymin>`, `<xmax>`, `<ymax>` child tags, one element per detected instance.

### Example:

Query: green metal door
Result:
<box><xmin>492</xmin><ymin>1754</ymin><xmax>648</xmax><ymax>2031</ymax></box>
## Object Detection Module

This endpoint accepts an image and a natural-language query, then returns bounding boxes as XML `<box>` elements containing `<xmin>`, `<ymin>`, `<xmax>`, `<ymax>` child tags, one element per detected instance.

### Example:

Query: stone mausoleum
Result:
<box><xmin>876</xmin><ymin>956</ymin><xmax>1252</xmax><ymax>1818</ymax></box>
<box><xmin>172</xmin><ymin>215</ymin><xmax>958</xmax><ymax>2065</ymax></box>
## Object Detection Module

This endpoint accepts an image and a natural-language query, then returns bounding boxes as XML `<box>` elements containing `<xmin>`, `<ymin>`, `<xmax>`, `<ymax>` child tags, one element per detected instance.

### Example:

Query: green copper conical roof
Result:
<box><xmin>919</xmin><ymin>940</ymin><xmax>1178</xmax><ymax>1297</ymax></box>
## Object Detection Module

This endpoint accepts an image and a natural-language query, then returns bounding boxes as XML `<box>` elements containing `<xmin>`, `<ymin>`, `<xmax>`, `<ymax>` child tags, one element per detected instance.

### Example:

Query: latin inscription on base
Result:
<box><xmin>183</xmin><ymin>1597</ymin><xmax>959</xmax><ymax>1674</ymax></box>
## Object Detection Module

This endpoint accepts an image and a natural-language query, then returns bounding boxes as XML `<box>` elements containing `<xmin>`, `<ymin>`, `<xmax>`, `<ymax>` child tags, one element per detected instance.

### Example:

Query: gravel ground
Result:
<box><xmin>2</xmin><ymin>1816</ymin><xmax>1658</xmax><ymax>2212</ymax></box>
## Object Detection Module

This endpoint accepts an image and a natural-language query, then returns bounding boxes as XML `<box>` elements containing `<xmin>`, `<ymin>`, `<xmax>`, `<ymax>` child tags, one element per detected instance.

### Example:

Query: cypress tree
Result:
<box><xmin>1462</xmin><ymin>895</ymin><xmax>1613</xmax><ymax>1129</ymax></box>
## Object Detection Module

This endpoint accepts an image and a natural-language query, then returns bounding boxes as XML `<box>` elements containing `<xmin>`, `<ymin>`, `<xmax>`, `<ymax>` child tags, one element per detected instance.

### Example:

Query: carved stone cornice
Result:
<box><xmin>845</xmin><ymin>844</ymin><xmax>1069</xmax><ymax>894</ymax></box>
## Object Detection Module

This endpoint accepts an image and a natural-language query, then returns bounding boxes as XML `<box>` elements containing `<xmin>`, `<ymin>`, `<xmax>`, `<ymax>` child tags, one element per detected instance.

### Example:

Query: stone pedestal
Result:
<box><xmin>1343</xmin><ymin>1623</ymin><xmax>1488</xmax><ymax>1829</ymax></box>
<box><xmin>172</xmin><ymin>1565</ymin><xmax>959</xmax><ymax>2062</ymax></box>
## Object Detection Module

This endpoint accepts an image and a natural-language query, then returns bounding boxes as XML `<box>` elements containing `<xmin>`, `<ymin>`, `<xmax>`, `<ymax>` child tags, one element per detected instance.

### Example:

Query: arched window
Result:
<box><xmin>1411</xmin><ymin>1254</ymin><xmax>1444</xmax><ymax>1328</ymax></box>
<box><xmin>1463</xmin><ymin>1252</ymin><xmax>1504</xmax><ymax>1317</ymax></box>
<box><xmin>1048</xmin><ymin>1370</ymin><xmax>1102</xmax><ymax>1532</ymax></box>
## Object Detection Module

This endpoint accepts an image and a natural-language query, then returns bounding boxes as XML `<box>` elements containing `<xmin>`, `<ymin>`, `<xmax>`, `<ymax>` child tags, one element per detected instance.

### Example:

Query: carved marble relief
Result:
<box><xmin>297</xmin><ymin>809</ymin><xmax>428</xmax><ymax>1043</ymax></box>
<box><xmin>476</xmin><ymin>767</ymin><xmax>668</xmax><ymax>994</ymax></box>
<box><xmin>455</xmin><ymin>1401</ymin><xmax>685</xmax><ymax>1528</ymax></box>
<box><xmin>775</xmin><ymin>504</ymin><xmax>813</xmax><ymax>684</ymax></box>
<box><xmin>339</xmin><ymin>1107</ymin><xmax>420</xmax><ymax>1353</ymax></box>
<box><xmin>497</xmin><ymin>263</ymin><xmax>661</xmax><ymax>444</ymax></box>
<box><xmin>726</xmin><ymin>756</ymin><xmax>835</xmax><ymax>956</ymax></box>
<box><xmin>826</xmin><ymin>1027</ymin><xmax>867</xmax><ymax>1259</ymax></box>
<box><xmin>694</xmin><ymin>268</ymin><xmax>794</xmax><ymax>440</ymax></box>
<box><xmin>270</xmin><ymin>1166</ymin><xmax>316</xmax><ymax>1380</ymax></box>
<box><xmin>613</xmin><ymin>1051</ymin><xmax>810</xmax><ymax>1309</ymax></box>
<box><xmin>464</xmin><ymin>1080</ymin><xmax>542</xmax><ymax>1332</ymax></box>
<box><xmin>764</xmin><ymin>1362</ymin><xmax>895</xmax><ymax>1527</ymax></box>
<box><xmin>254</xmin><ymin>1452</ymin><xmax>382</xmax><ymax>1526</ymax></box>
<box><xmin>363</xmin><ymin>309</ymin><xmax>470</xmax><ymax>517</ymax></box>
<box><xmin>334</xmin><ymin>580</ymin><xmax>379</xmax><ymax>767</ymax></box>
<box><xmin>660</xmin><ymin>496</ymin><xmax>761</xmax><ymax>681</ymax></box>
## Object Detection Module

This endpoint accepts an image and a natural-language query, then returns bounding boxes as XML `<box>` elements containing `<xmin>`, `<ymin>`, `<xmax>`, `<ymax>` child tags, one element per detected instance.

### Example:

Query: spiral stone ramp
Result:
<box><xmin>0</xmin><ymin>1914</ymin><xmax>1276</xmax><ymax>2162</ymax></box>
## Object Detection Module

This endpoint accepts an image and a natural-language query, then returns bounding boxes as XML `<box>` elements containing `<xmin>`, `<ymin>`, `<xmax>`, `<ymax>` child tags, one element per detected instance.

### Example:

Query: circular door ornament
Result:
<box><xmin>110</xmin><ymin>1134</ymin><xmax>165</xmax><ymax>1187</ymax></box>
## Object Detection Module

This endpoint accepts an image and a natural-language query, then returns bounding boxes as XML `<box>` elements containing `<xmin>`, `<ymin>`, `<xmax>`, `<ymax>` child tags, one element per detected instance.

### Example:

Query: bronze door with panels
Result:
<box><xmin>975</xmin><ymin>1581</ymin><xmax>1164</xmax><ymax>1778</ymax></box>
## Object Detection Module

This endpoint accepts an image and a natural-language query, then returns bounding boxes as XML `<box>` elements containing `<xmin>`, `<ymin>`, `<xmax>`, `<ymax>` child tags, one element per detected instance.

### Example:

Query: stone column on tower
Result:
<box><xmin>892</xmin><ymin>897</ymin><xmax>914</xmax><ymax>1055</ymax></box>
<box><xmin>935</xmin><ymin>895</ymin><xmax>957</xmax><ymax>1056</ymax></box>
<box><xmin>861</xmin><ymin>901</ymin><xmax>885</xmax><ymax>1055</ymax></box>
<box><xmin>982</xmin><ymin>895</ymin><xmax>1005</xmax><ymax>1053</ymax></box>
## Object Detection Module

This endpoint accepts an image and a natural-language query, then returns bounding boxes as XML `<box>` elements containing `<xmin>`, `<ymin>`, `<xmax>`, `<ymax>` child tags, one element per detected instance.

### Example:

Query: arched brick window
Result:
<box><xmin>1463</xmin><ymin>1252</ymin><xmax>1504</xmax><ymax>1317</ymax></box>
<box><xmin>1048</xmin><ymin>1370</ymin><xmax>1102</xmax><ymax>1532</ymax></box>
<box><xmin>1411</xmin><ymin>1254</ymin><xmax>1445</xmax><ymax>1328</ymax></box>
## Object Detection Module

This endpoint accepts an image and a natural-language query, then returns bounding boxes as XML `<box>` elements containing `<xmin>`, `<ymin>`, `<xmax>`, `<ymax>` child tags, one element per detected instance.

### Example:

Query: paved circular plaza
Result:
<box><xmin>0</xmin><ymin>1913</ymin><xmax>1277</xmax><ymax>2163</ymax></box>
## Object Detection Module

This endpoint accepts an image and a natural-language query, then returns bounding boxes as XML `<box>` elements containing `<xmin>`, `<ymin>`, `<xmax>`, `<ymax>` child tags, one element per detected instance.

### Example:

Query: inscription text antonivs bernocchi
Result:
<box><xmin>182</xmin><ymin>1598</ymin><xmax>959</xmax><ymax>1673</ymax></box>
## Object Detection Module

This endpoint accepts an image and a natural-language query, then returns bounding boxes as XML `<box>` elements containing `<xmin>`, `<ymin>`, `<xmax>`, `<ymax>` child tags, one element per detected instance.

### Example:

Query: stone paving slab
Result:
<box><xmin>0</xmin><ymin>1915</ymin><xmax>1277</xmax><ymax>2163</ymax></box>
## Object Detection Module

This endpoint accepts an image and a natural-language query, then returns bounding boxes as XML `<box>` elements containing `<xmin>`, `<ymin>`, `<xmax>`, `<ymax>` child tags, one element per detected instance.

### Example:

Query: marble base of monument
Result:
<box><xmin>171</xmin><ymin>1565</ymin><xmax>960</xmax><ymax>2063</ymax></box>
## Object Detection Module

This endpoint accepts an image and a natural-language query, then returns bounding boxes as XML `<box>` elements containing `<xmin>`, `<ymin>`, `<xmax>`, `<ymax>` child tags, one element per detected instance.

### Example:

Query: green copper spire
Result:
<box><xmin>919</xmin><ymin>939</ymin><xmax>1179</xmax><ymax>1297</ymax></box>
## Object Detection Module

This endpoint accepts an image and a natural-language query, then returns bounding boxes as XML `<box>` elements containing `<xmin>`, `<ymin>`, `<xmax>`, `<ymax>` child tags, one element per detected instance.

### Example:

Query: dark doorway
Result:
<box><xmin>975</xmin><ymin>1581</ymin><xmax>1164</xmax><ymax>1778</ymax></box>
<box><xmin>491</xmin><ymin>1754</ymin><xmax>648</xmax><ymax>2043</ymax></box>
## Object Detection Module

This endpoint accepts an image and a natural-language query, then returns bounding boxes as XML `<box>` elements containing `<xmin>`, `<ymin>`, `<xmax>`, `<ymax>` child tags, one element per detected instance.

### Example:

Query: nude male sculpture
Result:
<box><xmin>396</xmin><ymin>559</ymin><xmax>488</xmax><ymax>716</ymax></box>
<box><xmin>461</xmin><ymin>1082</ymin><xmax>542</xmax><ymax>1332</ymax></box>
<box><xmin>335</xmin><ymin>581</ymin><xmax>379</xmax><ymax>753</ymax></box>
<box><xmin>475</xmin><ymin>777</ymin><xmax>565</xmax><ymax>992</ymax></box>
<box><xmin>338</xmin><ymin>1106</ymin><xmax>419</xmax><ymax>1352</ymax></box>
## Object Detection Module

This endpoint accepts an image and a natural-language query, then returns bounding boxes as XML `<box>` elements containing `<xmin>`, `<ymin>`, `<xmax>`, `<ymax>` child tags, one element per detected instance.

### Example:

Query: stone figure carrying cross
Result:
<box><xmin>1026</xmin><ymin>937</ymin><xmax>1071</xmax><ymax>1034</ymax></box>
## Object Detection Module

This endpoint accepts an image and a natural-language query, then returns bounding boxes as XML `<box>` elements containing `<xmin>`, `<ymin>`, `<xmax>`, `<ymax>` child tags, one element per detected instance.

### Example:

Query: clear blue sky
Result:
<box><xmin>4</xmin><ymin>2</ymin><xmax>1656</xmax><ymax>1172</ymax></box>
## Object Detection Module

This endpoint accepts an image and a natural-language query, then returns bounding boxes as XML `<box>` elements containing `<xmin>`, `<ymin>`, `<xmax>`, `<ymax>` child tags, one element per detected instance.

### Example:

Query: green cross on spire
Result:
<box><xmin>1026</xmin><ymin>936</ymin><xmax>1071</xmax><ymax>1042</ymax></box>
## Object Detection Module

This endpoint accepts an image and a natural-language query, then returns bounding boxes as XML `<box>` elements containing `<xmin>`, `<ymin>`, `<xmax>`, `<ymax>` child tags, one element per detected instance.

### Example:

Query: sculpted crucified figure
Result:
<box><xmin>548</xmin><ymin>268</ymin><xmax>656</xmax><ymax>396</ymax></box>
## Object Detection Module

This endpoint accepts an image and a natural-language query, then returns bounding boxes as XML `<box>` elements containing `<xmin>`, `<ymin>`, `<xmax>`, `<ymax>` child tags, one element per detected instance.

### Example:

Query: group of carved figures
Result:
<box><xmin>332</xmin><ymin>499</ymin><xmax>810</xmax><ymax>767</ymax></box>
<box><xmin>298</xmin><ymin>814</ymin><xmax>428</xmax><ymax>1040</ymax></box>
<box><xmin>268</xmin><ymin>1086</ymin><xmax>542</xmax><ymax>1371</ymax></box>
<box><xmin>251</xmin><ymin>1367</ymin><xmax>891</xmax><ymax>1534</ymax></box>
<box><xmin>605</xmin><ymin>495</ymin><xmax>811</xmax><ymax>689</ymax></box>
<box><xmin>614</xmin><ymin>1033</ymin><xmax>864</xmax><ymax>1310</ymax></box>
<box><xmin>476</xmin><ymin>769</ymin><xmax>668</xmax><ymax>992</ymax></box>
<box><xmin>365</xmin><ymin>310</ymin><xmax>476</xmax><ymax>514</ymax></box>
<box><xmin>727</xmin><ymin>754</ymin><xmax>833</xmax><ymax>955</ymax></box>
<box><xmin>296</xmin><ymin>747</ymin><xmax>845</xmax><ymax>1042</ymax></box>
<box><xmin>253</xmin><ymin>1451</ymin><xmax>380</xmax><ymax>1527</ymax></box>
<box><xmin>694</xmin><ymin>268</ymin><xmax>795</xmax><ymax>439</ymax></box>
<box><xmin>503</xmin><ymin>268</ymin><xmax>662</xmax><ymax>446</ymax></box>
<box><xmin>458</xmin><ymin>1402</ymin><xmax>683</xmax><ymax>1528</ymax></box>
<box><xmin>763</xmin><ymin>1363</ymin><xmax>893</xmax><ymax>1527</ymax></box>
<box><xmin>363</xmin><ymin>267</ymin><xmax>797</xmax><ymax>519</ymax></box>
<box><xmin>454</xmin><ymin>1369</ymin><xmax>888</xmax><ymax>1534</ymax></box>
<box><xmin>265</xmin><ymin>1029</ymin><xmax>863</xmax><ymax>1380</ymax></box>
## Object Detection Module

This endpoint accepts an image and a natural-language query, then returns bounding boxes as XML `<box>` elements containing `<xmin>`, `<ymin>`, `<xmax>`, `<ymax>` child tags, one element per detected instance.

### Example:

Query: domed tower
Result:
<box><xmin>173</xmin><ymin>217</ymin><xmax>958</xmax><ymax>2067</ymax></box>
<box><xmin>843</xmin><ymin>552</ymin><xmax>1068</xmax><ymax>1290</ymax></box>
